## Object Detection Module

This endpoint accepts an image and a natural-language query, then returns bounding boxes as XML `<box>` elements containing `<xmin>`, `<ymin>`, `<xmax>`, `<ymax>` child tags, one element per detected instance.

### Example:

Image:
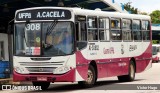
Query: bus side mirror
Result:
<box><xmin>7</xmin><ymin>19</ymin><xmax>14</xmax><ymax>34</ymax></box>
<box><xmin>7</xmin><ymin>25</ymin><xmax>11</xmax><ymax>34</ymax></box>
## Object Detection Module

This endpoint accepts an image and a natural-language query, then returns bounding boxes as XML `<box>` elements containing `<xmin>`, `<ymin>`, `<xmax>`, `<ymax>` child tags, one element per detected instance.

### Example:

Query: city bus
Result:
<box><xmin>152</xmin><ymin>44</ymin><xmax>160</xmax><ymax>63</ymax></box>
<box><xmin>13</xmin><ymin>7</ymin><xmax>152</xmax><ymax>90</ymax></box>
<box><xmin>152</xmin><ymin>25</ymin><xmax>160</xmax><ymax>62</ymax></box>
<box><xmin>152</xmin><ymin>24</ymin><xmax>160</xmax><ymax>41</ymax></box>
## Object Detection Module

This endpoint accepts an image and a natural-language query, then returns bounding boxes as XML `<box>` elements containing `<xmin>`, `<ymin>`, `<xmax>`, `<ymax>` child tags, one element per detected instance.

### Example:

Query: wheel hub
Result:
<box><xmin>86</xmin><ymin>70</ymin><xmax>93</xmax><ymax>83</ymax></box>
<box><xmin>130</xmin><ymin>64</ymin><xmax>134</xmax><ymax>78</ymax></box>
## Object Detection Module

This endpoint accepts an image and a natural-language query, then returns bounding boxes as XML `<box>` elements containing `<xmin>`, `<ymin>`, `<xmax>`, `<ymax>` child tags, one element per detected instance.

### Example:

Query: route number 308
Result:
<box><xmin>25</xmin><ymin>23</ymin><xmax>41</xmax><ymax>31</ymax></box>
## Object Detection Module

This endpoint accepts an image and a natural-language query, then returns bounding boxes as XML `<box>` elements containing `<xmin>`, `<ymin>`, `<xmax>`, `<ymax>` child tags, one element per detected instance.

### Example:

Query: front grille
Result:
<box><xmin>18</xmin><ymin>61</ymin><xmax>64</xmax><ymax>73</ymax></box>
<box><xmin>30</xmin><ymin>58</ymin><xmax>51</xmax><ymax>61</ymax></box>
<box><xmin>26</xmin><ymin>67</ymin><xmax>56</xmax><ymax>73</ymax></box>
<box><xmin>19</xmin><ymin>62</ymin><xmax>64</xmax><ymax>67</ymax></box>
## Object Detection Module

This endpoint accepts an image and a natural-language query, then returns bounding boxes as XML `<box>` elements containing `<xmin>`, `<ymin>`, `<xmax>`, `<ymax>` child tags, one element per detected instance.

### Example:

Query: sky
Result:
<box><xmin>115</xmin><ymin>0</ymin><xmax>160</xmax><ymax>13</ymax></box>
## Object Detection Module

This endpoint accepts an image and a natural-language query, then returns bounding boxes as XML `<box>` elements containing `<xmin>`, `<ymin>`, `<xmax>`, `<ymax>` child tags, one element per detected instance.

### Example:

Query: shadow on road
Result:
<box><xmin>23</xmin><ymin>79</ymin><xmax>145</xmax><ymax>92</ymax></box>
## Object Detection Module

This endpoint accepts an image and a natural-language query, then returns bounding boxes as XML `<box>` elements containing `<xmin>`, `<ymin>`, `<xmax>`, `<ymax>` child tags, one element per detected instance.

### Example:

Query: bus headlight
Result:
<box><xmin>53</xmin><ymin>66</ymin><xmax>70</xmax><ymax>74</ymax></box>
<box><xmin>14</xmin><ymin>67</ymin><xmax>29</xmax><ymax>74</ymax></box>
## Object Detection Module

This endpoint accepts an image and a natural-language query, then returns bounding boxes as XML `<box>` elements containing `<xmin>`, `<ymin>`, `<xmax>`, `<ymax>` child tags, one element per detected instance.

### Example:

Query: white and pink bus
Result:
<box><xmin>13</xmin><ymin>7</ymin><xmax>152</xmax><ymax>90</ymax></box>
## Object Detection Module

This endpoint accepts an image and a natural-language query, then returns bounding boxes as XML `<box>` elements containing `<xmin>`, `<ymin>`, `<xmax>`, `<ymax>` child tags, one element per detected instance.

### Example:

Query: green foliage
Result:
<box><xmin>124</xmin><ymin>2</ymin><xmax>138</xmax><ymax>14</ymax></box>
<box><xmin>152</xmin><ymin>40</ymin><xmax>159</xmax><ymax>44</ymax></box>
<box><xmin>150</xmin><ymin>10</ymin><xmax>160</xmax><ymax>24</ymax></box>
<box><xmin>140</xmin><ymin>12</ymin><xmax>148</xmax><ymax>15</ymax></box>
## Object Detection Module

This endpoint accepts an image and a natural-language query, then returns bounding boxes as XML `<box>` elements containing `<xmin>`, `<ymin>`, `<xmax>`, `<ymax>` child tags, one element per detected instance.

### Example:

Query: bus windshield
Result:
<box><xmin>152</xmin><ymin>30</ymin><xmax>160</xmax><ymax>40</ymax></box>
<box><xmin>152</xmin><ymin>46</ymin><xmax>157</xmax><ymax>55</ymax></box>
<box><xmin>15</xmin><ymin>22</ymin><xmax>74</xmax><ymax>56</ymax></box>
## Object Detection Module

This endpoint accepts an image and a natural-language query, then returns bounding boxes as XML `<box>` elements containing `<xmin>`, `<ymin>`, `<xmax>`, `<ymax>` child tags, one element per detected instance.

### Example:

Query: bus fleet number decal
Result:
<box><xmin>25</xmin><ymin>23</ymin><xmax>41</xmax><ymax>31</ymax></box>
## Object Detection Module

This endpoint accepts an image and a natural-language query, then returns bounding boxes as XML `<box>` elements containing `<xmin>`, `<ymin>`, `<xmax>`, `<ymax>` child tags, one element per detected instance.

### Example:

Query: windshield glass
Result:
<box><xmin>152</xmin><ymin>30</ymin><xmax>160</xmax><ymax>40</ymax></box>
<box><xmin>152</xmin><ymin>46</ymin><xmax>157</xmax><ymax>55</ymax></box>
<box><xmin>15</xmin><ymin>22</ymin><xmax>74</xmax><ymax>56</ymax></box>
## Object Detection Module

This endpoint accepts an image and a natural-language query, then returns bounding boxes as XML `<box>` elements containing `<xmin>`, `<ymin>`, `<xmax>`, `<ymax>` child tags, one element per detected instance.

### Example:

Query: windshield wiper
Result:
<box><xmin>44</xmin><ymin>20</ymin><xmax>58</xmax><ymax>48</ymax></box>
<box><xmin>46</xmin><ymin>20</ymin><xmax>58</xmax><ymax>36</ymax></box>
<box><xmin>23</xmin><ymin>21</ymin><xmax>30</xmax><ymax>47</ymax></box>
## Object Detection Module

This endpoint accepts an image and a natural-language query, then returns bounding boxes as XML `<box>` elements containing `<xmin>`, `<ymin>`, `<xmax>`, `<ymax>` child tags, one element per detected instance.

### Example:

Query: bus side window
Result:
<box><xmin>111</xmin><ymin>18</ymin><xmax>121</xmax><ymax>40</ymax></box>
<box><xmin>133</xmin><ymin>20</ymin><xmax>142</xmax><ymax>41</ymax></box>
<box><xmin>99</xmin><ymin>17</ymin><xmax>110</xmax><ymax>41</ymax></box>
<box><xmin>87</xmin><ymin>16</ymin><xmax>98</xmax><ymax>41</ymax></box>
<box><xmin>122</xmin><ymin>19</ymin><xmax>132</xmax><ymax>40</ymax></box>
<box><xmin>142</xmin><ymin>20</ymin><xmax>150</xmax><ymax>40</ymax></box>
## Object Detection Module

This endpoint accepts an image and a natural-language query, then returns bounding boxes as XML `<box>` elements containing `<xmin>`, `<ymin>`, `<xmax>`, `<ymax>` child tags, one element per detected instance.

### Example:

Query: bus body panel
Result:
<box><xmin>75</xmin><ymin>51</ymin><xmax>88</xmax><ymax>81</ymax></box>
<box><xmin>75</xmin><ymin>41</ymin><xmax>152</xmax><ymax>81</ymax></box>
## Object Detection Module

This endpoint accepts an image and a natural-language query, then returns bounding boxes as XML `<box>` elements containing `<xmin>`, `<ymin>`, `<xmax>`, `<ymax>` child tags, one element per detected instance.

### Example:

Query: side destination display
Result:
<box><xmin>15</xmin><ymin>9</ymin><xmax>72</xmax><ymax>21</ymax></box>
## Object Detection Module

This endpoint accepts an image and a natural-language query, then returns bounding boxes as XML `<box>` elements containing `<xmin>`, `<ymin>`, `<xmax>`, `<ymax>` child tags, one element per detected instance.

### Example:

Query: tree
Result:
<box><xmin>152</xmin><ymin>40</ymin><xmax>159</xmax><ymax>44</ymax></box>
<box><xmin>124</xmin><ymin>2</ymin><xmax>138</xmax><ymax>14</ymax></box>
<box><xmin>150</xmin><ymin>10</ymin><xmax>160</xmax><ymax>24</ymax></box>
<box><xmin>139</xmin><ymin>12</ymin><xmax>148</xmax><ymax>15</ymax></box>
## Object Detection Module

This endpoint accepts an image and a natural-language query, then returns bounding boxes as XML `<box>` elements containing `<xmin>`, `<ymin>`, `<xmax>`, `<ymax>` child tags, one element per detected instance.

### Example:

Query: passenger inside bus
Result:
<box><xmin>58</xmin><ymin>30</ymin><xmax>73</xmax><ymax>54</ymax></box>
<box><xmin>111</xmin><ymin>20</ymin><xmax>121</xmax><ymax>40</ymax></box>
<box><xmin>61</xmin><ymin>31</ymin><xmax>72</xmax><ymax>44</ymax></box>
<box><xmin>44</xmin><ymin>29</ymin><xmax>73</xmax><ymax>55</ymax></box>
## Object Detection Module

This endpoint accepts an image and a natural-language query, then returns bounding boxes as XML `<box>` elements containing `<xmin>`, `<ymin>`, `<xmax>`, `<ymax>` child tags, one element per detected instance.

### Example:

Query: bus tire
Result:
<box><xmin>118</xmin><ymin>60</ymin><xmax>135</xmax><ymax>82</ymax></box>
<box><xmin>32</xmin><ymin>81</ymin><xmax>50</xmax><ymax>90</ymax></box>
<box><xmin>78</xmin><ymin>65</ymin><xmax>96</xmax><ymax>88</ymax></box>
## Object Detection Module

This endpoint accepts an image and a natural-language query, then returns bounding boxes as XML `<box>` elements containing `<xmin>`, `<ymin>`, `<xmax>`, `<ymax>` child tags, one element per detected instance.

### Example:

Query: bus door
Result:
<box><xmin>75</xmin><ymin>15</ymin><xmax>88</xmax><ymax>79</ymax></box>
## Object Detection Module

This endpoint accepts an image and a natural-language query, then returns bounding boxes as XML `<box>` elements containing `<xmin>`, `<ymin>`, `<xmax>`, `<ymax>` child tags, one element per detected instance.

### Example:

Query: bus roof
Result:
<box><xmin>72</xmin><ymin>8</ymin><xmax>150</xmax><ymax>20</ymax></box>
<box><xmin>15</xmin><ymin>7</ymin><xmax>151</xmax><ymax>21</ymax></box>
<box><xmin>152</xmin><ymin>26</ymin><xmax>160</xmax><ymax>31</ymax></box>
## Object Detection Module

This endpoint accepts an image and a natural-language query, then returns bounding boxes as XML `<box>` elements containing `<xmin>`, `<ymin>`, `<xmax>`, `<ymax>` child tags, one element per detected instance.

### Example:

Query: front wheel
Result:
<box><xmin>118</xmin><ymin>61</ymin><xmax>135</xmax><ymax>82</ymax></box>
<box><xmin>78</xmin><ymin>65</ymin><xmax>96</xmax><ymax>88</ymax></box>
<box><xmin>32</xmin><ymin>81</ymin><xmax>50</xmax><ymax>90</ymax></box>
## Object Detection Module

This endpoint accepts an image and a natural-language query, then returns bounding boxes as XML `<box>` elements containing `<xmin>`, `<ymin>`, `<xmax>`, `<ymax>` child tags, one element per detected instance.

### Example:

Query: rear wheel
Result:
<box><xmin>32</xmin><ymin>81</ymin><xmax>50</xmax><ymax>90</ymax></box>
<box><xmin>78</xmin><ymin>65</ymin><xmax>96</xmax><ymax>88</ymax></box>
<box><xmin>118</xmin><ymin>60</ymin><xmax>135</xmax><ymax>82</ymax></box>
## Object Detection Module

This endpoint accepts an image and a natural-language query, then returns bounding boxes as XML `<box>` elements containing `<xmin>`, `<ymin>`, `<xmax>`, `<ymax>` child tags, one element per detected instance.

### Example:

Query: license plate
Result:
<box><xmin>37</xmin><ymin>77</ymin><xmax>47</xmax><ymax>81</ymax></box>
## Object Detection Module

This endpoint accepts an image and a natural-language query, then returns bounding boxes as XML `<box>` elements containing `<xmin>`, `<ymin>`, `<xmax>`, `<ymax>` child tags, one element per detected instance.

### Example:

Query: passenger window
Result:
<box><xmin>87</xmin><ymin>17</ymin><xmax>98</xmax><ymax>41</ymax></box>
<box><xmin>122</xmin><ymin>19</ymin><xmax>132</xmax><ymax>40</ymax></box>
<box><xmin>99</xmin><ymin>18</ymin><xmax>109</xmax><ymax>41</ymax></box>
<box><xmin>133</xmin><ymin>20</ymin><xmax>142</xmax><ymax>40</ymax></box>
<box><xmin>111</xmin><ymin>18</ymin><xmax>121</xmax><ymax>40</ymax></box>
<box><xmin>142</xmin><ymin>21</ymin><xmax>150</xmax><ymax>40</ymax></box>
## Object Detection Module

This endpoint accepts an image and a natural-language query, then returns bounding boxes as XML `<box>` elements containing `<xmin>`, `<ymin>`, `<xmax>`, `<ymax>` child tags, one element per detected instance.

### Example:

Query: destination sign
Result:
<box><xmin>15</xmin><ymin>9</ymin><xmax>71</xmax><ymax>21</ymax></box>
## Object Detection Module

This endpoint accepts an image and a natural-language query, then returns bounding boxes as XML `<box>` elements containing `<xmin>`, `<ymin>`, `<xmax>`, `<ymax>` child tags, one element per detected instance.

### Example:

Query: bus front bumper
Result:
<box><xmin>152</xmin><ymin>57</ymin><xmax>159</xmax><ymax>62</ymax></box>
<box><xmin>13</xmin><ymin>69</ymin><xmax>75</xmax><ymax>82</ymax></box>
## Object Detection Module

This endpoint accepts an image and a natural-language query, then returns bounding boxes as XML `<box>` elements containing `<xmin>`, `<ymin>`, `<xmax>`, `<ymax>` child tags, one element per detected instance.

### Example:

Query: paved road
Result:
<box><xmin>2</xmin><ymin>63</ymin><xmax>160</xmax><ymax>93</ymax></box>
